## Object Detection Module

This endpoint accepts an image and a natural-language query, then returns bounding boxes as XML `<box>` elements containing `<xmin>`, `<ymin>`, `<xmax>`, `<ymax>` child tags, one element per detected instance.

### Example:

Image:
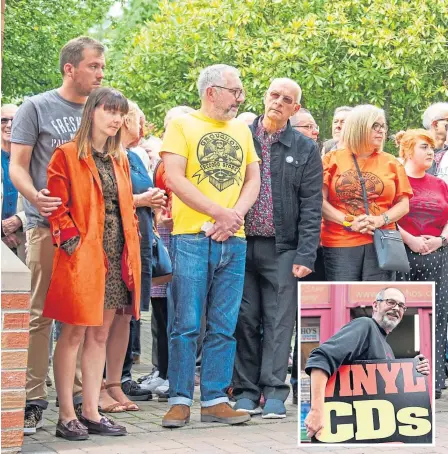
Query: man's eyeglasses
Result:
<box><xmin>1</xmin><ymin>117</ymin><xmax>13</xmax><ymax>125</ymax></box>
<box><xmin>294</xmin><ymin>124</ymin><xmax>319</xmax><ymax>132</ymax></box>
<box><xmin>372</xmin><ymin>122</ymin><xmax>388</xmax><ymax>133</ymax></box>
<box><xmin>376</xmin><ymin>298</ymin><xmax>407</xmax><ymax>312</ymax></box>
<box><xmin>435</xmin><ymin>117</ymin><xmax>448</xmax><ymax>123</ymax></box>
<box><xmin>268</xmin><ymin>91</ymin><xmax>295</xmax><ymax>105</ymax></box>
<box><xmin>212</xmin><ymin>85</ymin><xmax>245</xmax><ymax>100</ymax></box>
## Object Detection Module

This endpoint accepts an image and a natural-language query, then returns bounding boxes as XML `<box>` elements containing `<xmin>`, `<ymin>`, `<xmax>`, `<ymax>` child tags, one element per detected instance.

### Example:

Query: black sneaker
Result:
<box><xmin>122</xmin><ymin>380</ymin><xmax>152</xmax><ymax>402</ymax></box>
<box><xmin>292</xmin><ymin>385</ymin><xmax>298</xmax><ymax>405</ymax></box>
<box><xmin>24</xmin><ymin>405</ymin><xmax>44</xmax><ymax>435</ymax></box>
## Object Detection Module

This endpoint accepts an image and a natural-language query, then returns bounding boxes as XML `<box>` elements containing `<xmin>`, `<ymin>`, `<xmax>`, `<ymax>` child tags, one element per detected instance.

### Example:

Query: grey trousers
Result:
<box><xmin>232</xmin><ymin>237</ymin><xmax>297</xmax><ymax>402</ymax></box>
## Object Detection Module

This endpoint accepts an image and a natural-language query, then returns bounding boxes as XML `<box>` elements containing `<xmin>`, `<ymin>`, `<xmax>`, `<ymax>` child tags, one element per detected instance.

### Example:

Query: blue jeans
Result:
<box><xmin>167</xmin><ymin>233</ymin><xmax>247</xmax><ymax>407</ymax></box>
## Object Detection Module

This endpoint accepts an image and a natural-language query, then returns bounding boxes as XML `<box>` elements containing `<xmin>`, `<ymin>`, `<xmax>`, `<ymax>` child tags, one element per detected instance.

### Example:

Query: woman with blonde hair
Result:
<box><xmin>321</xmin><ymin>104</ymin><xmax>412</xmax><ymax>280</ymax></box>
<box><xmin>44</xmin><ymin>87</ymin><xmax>141</xmax><ymax>440</ymax></box>
<box><xmin>396</xmin><ymin>129</ymin><xmax>448</xmax><ymax>399</ymax></box>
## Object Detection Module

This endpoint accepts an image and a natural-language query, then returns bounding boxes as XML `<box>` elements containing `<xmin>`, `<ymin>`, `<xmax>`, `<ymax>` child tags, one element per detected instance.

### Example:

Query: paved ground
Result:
<box><xmin>22</xmin><ymin>312</ymin><xmax>448</xmax><ymax>453</ymax></box>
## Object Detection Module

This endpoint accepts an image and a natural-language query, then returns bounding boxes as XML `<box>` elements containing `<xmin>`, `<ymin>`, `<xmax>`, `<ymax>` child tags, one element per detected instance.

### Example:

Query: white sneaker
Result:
<box><xmin>139</xmin><ymin>372</ymin><xmax>166</xmax><ymax>393</ymax></box>
<box><xmin>154</xmin><ymin>380</ymin><xmax>169</xmax><ymax>395</ymax></box>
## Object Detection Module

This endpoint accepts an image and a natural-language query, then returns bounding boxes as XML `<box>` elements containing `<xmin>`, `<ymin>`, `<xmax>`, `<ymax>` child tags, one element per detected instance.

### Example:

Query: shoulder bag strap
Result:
<box><xmin>352</xmin><ymin>153</ymin><xmax>370</xmax><ymax>216</ymax></box>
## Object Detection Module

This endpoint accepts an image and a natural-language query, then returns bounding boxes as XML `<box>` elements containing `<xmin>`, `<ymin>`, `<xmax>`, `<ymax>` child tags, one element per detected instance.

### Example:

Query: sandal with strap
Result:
<box><xmin>105</xmin><ymin>383</ymin><xmax>140</xmax><ymax>411</ymax></box>
<box><xmin>99</xmin><ymin>382</ymin><xmax>126</xmax><ymax>413</ymax></box>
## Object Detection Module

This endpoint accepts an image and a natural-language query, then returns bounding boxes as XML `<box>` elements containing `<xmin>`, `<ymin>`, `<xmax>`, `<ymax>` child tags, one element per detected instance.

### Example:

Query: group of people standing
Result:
<box><xmin>2</xmin><ymin>34</ymin><xmax>448</xmax><ymax>442</ymax></box>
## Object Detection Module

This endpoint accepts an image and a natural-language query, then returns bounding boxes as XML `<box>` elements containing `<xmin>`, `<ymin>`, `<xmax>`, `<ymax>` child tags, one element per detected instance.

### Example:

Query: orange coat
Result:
<box><xmin>43</xmin><ymin>141</ymin><xmax>141</xmax><ymax>326</ymax></box>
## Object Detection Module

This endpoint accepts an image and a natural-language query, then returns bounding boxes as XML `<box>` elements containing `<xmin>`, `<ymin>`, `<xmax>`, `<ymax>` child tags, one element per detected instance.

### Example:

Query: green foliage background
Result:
<box><xmin>3</xmin><ymin>0</ymin><xmax>448</xmax><ymax>142</ymax></box>
<box><xmin>2</xmin><ymin>0</ymin><xmax>115</xmax><ymax>101</ymax></box>
<box><xmin>111</xmin><ymin>0</ymin><xmax>448</xmax><ymax>140</ymax></box>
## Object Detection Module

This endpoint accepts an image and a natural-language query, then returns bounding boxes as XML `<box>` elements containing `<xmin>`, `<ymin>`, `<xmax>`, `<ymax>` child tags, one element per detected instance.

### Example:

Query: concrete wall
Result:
<box><xmin>1</xmin><ymin>242</ymin><xmax>31</xmax><ymax>452</ymax></box>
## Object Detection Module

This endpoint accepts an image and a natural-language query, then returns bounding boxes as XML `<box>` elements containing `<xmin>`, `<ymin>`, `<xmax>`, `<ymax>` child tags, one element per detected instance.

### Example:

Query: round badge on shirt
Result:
<box><xmin>286</xmin><ymin>156</ymin><xmax>293</xmax><ymax>163</ymax></box>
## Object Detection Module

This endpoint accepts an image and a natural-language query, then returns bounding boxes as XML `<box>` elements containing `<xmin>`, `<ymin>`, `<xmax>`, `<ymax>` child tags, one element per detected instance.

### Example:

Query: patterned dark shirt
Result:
<box><xmin>245</xmin><ymin>118</ymin><xmax>286</xmax><ymax>237</ymax></box>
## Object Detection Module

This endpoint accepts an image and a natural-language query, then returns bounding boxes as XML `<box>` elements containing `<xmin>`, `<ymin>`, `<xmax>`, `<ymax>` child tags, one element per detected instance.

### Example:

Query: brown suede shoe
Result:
<box><xmin>162</xmin><ymin>404</ymin><xmax>190</xmax><ymax>428</ymax></box>
<box><xmin>201</xmin><ymin>402</ymin><xmax>251</xmax><ymax>424</ymax></box>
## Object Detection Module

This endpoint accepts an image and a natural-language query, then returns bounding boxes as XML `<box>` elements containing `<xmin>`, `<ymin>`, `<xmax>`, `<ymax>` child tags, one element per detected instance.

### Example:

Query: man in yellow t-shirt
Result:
<box><xmin>160</xmin><ymin>64</ymin><xmax>260</xmax><ymax>428</ymax></box>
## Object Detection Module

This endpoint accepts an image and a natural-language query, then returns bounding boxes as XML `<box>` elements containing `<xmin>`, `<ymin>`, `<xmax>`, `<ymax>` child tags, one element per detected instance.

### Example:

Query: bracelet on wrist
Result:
<box><xmin>382</xmin><ymin>212</ymin><xmax>390</xmax><ymax>226</ymax></box>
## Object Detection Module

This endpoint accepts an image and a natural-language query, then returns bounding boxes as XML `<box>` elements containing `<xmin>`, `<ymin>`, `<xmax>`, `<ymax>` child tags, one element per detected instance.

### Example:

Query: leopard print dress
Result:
<box><xmin>92</xmin><ymin>149</ymin><xmax>130</xmax><ymax>310</ymax></box>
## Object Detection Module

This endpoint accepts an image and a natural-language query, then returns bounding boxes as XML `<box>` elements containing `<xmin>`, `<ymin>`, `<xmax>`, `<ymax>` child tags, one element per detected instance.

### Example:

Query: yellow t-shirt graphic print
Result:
<box><xmin>161</xmin><ymin>111</ymin><xmax>259</xmax><ymax>237</ymax></box>
<box><xmin>195</xmin><ymin>131</ymin><xmax>244</xmax><ymax>191</ymax></box>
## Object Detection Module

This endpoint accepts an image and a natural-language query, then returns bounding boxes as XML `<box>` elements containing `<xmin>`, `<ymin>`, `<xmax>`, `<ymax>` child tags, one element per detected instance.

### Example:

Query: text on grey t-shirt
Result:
<box><xmin>11</xmin><ymin>89</ymin><xmax>84</xmax><ymax>229</ymax></box>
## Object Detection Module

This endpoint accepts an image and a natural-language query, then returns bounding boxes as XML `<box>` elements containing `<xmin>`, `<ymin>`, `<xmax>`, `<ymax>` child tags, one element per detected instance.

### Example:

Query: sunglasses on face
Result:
<box><xmin>294</xmin><ymin>124</ymin><xmax>319</xmax><ymax>132</ymax></box>
<box><xmin>268</xmin><ymin>91</ymin><xmax>294</xmax><ymax>105</ymax></box>
<box><xmin>1</xmin><ymin>117</ymin><xmax>13</xmax><ymax>125</ymax></box>
<box><xmin>376</xmin><ymin>298</ymin><xmax>407</xmax><ymax>312</ymax></box>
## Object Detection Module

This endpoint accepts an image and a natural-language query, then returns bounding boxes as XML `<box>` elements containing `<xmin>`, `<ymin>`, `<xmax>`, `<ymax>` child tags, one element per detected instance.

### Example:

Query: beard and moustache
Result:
<box><xmin>378</xmin><ymin>310</ymin><xmax>401</xmax><ymax>332</ymax></box>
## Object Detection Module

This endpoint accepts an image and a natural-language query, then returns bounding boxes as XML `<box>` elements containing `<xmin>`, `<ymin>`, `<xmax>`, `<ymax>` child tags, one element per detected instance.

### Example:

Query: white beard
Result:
<box><xmin>379</xmin><ymin>313</ymin><xmax>400</xmax><ymax>332</ymax></box>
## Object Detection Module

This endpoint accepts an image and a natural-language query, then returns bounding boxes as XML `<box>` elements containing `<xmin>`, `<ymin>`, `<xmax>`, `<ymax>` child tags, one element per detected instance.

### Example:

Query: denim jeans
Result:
<box><xmin>167</xmin><ymin>233</ymin><xmax>247</xmax><ymax>407</ymax></box>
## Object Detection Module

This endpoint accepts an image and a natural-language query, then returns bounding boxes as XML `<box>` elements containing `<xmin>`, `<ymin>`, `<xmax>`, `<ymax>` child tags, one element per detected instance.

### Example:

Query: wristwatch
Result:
<box><xmin>440</xmin><ymin>235</ymin><xmax>447</xmax><ymax>247</ymax></box>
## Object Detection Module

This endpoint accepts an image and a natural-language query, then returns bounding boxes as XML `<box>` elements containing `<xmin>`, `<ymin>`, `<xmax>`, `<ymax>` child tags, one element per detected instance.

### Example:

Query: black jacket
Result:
<box><xmin>249</xmin><ymin>116</ymin><xmax>323</xmax><ymax>270</ymax></box>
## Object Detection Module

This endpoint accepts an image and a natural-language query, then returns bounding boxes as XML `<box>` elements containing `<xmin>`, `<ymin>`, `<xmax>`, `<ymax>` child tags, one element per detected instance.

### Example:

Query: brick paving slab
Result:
<box><xmin>21</xmin><ymin>311</ymin><xmax>448</xmax><ymax>453</ymax></box>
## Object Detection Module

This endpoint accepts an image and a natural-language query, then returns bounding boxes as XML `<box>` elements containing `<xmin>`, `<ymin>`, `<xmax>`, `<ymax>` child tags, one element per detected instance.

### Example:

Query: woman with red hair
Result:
<box><xmin>396</xmin><ymin>129</ymin><xmax>448</xmax><ymax>399</ymax></box>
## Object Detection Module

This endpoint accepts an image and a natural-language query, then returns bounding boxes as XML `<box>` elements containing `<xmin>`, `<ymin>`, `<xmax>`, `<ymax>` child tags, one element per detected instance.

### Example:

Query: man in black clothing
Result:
<box><xmin>232</xmin><ymin>78</ymin><xmax>323</xmax><ymax>419</ymax></box>
<box><xmin>304</xmin><ymin>287</ymin><xmax>430</xmax><ymax>439</ymax></box>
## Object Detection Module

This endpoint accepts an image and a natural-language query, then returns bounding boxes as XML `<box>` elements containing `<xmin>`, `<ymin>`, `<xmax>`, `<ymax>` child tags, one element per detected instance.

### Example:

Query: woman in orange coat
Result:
<box><xmin>43</xmin><ymin>88</ymin><xmax>141</xmax><ymax>440</ymax></box>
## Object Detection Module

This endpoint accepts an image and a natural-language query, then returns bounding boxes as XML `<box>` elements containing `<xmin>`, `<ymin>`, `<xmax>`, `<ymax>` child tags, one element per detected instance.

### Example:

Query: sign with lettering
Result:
<box><xmin>301</xmin><ymin>326</ymin><xmax>320</xmax><ymax>342</ymax></box>
<box><xmin>312</xmin><ymin>359</ymin><xmax>432</xmax><ymax>444</ymax></box>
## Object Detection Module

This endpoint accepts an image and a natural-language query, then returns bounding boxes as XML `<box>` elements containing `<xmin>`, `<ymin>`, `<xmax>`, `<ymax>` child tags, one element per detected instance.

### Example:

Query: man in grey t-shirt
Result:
<box><xmin>10</xmin><ymin>36</ymin><xmax>105</xmax><ymax>435</ymax></box>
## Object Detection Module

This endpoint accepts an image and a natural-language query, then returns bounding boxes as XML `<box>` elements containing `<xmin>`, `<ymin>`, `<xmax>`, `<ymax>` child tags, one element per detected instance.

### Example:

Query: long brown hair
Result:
<box><xmin>75</xmin><ymin>87</ymin><xmax>129</xmax><ymax>161</ymax></box>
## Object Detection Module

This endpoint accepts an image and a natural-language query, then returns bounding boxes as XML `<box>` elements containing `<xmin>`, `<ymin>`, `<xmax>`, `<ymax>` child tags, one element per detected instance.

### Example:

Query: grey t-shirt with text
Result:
<box><xmin>11</xmin><ymin>90</ymin><xmax>84</xmax><ymax>229</ymax></box>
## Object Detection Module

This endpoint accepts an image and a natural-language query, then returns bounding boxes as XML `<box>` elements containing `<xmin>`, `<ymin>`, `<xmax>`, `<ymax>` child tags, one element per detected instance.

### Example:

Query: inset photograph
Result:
<box><xmin>299</xmin><ymin>282</ymin><xmax>434</xmax><ymax>445</ymax></box>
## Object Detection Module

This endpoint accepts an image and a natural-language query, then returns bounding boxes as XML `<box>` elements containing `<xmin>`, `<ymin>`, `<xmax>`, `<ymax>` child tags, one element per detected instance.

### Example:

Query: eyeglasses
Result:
<box><xmin>268</xmin><ymin>91</ymin><xmax>295</xmax><ymax>105</ymax></box>
<box><xmin>294</xmin><ymin>124</ymin><xmax>319</xmax><ymax>132</ymax></box>
<box><xmin>435</xmin><ymin>117</ymin><xmax>448</xmax><ymax>123</ymax></box>
<box><xmin>372</xmin><ymin>122</ymin><xmax>388</xmax><ymax>133</ymax></box>
<box><xmin>376</xmin><ymin>298</ymin><xmax>407</xmax><ymax>312</ymax></box>
<box><xmin>1</xmin><ymin>117</ymin><xmax>13</xmax><ymax>125</ymax></box>
<box><xmin>212</xmin><ymin>85</ymin><xmax>245</xmax><ymax>100</ymax></box>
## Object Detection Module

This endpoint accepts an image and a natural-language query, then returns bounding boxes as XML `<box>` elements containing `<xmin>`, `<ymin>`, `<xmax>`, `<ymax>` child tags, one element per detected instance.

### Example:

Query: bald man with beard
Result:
<box><xmin>304</xmin><ymin>287</ymin><xmax>430</xmax><ymax>439</ymax></box>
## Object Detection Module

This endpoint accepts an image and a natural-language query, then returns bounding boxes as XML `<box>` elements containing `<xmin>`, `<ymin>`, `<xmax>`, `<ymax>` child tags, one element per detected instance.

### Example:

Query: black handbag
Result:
<box><xmin>152</xmin><ymin>228</ymin><xmax>172</xmax><ymax>286</ymax></box>
<box><xmin>352</xmin><ymin>154</ymin><xmax>410</xmax><ymax>273</ymax></box>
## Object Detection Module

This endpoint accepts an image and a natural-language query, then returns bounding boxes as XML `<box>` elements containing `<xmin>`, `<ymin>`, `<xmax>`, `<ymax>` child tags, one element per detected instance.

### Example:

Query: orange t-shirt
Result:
<box><xmin>321</xmin><ymin>148</ymin><xmax>413</xmax><ymax>248</ymax></box>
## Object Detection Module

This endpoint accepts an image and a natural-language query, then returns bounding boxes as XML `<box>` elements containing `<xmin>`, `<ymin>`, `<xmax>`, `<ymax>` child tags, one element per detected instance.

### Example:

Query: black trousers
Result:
<box><xmin>233</xmin><ymin>237</ymin><xmax>297</xmax><ymax>402</ymax></box>
<box><xmin>151</xmin><ymin>297</ymin><xmax>169</xmax><ymax>380</ymax></box>
<box><xmin>120</xmin><ymin>317</ymin><xmax>140</xmax><ymax>382</ymax></box>
<box><xmin>323</xmin><ymin>243</ymin><xmax>395</xmax><ymax>281</ymax></box>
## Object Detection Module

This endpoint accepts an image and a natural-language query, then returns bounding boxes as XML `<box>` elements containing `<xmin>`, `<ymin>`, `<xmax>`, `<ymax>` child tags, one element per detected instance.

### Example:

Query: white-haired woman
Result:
<box><xmin>321</xmin><ymin>104</ymin><xmax>412</xmax><ymax>281</ymax></box>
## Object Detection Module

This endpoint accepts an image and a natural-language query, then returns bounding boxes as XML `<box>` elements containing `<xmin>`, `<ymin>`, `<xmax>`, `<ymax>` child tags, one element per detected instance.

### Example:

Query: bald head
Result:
<box><xmin>264</xmin><ymin>78</ymin><xmax>301</xmax><ymax>129</ymax></box>
<box><xmin>290</xmin><ymin>110</ymin><xmax>319</xmax><ymax>141</ymax></box>
<box><xmin>268</xmin><ymin>78</ymin><xmax>302</xmax><ymax>104</ymax></box>
<box><xmin>237</xmin><ymin>112</ymin><xmax>257</xmax><ymax>126</ymax></box>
